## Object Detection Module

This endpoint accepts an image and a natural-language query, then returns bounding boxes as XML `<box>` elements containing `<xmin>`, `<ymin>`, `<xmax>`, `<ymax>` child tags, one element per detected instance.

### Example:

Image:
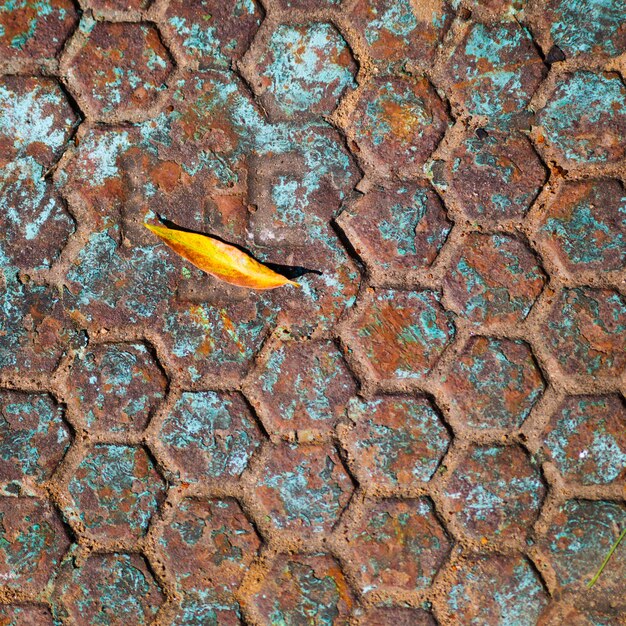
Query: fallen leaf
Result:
<box><xmin>145</xmin><ymin>223</ymin><xmax>299</xmax><ymax>290</ymax></box>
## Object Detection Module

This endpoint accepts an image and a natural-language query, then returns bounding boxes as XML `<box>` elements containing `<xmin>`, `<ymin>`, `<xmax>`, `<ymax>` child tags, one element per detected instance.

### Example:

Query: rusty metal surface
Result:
<box><xmin>1</xmin><ymin>0</ymin><xmax>626</xmax><ymax>624</ymax></box>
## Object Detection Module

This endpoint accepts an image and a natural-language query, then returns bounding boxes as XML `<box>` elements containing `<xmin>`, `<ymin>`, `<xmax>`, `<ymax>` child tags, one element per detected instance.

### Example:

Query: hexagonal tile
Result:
<box><xmin>537</xmin><ymin>71</ymin><xmax>626</xmax><ymax>164</ymax></box>
<box><xmin>537</xmin><ymin>179</ymin><xmax>626</xmax><ymax>273</ymax></box>
<box><xmin>343</xmin><ymin>395</ymin><xmax>450</xmax><ymax>487</ymax></box>
<box><xmin>540</xmin><ymin>0</ymin><xmax>626</xmax><ymax>58</ymax></box>
<box><xmin>68</xmin><ymin>342</ymin><xmax>167</xmax><ymax>434</ymax></box>
<box><xmin>443</xmin><ymin>445</ymin><xmax>545</xmax><ymax>541</ymax></box>
<box><xmin>543</xmin><ymin>288</ymin><xmax>626</xmax><ymax>378</ymax></box>
<box><xmin>68</xmin><ymin>444</ymin><xmax>166</xmax><ymax>541</ymax></box>
<box><xmin>339</xmin><ymin>181</ymin><xmax>451</xmax><ymax>272</ymax></box>
<box><xmin>248</xmin><ymin>339</ymin><xmax>356</xmax><ymax>437</ymax></box>
<box><xmin>350</xmin><ymin>0</ymin><xmax>452</xmax><ymax>66</ymax></box>
<box><xmin>346</xmin><ymin>497</ymin><xmax>450</xmax><ymax>594</ymax></box>
<box><xmin>0</xmin><ymin>158</ymin><xmax>74</xmax><ymax>272</ymax></box>
<box><xmin>358</xmin><ymin>607</ymin><xmax>436</xmax><ymax>626</ymax></box>
<box><xmin>0</xmin><ymin>76</ymin><xmax>79</xmax><ymax>168</ymax></box>
<box><xmin>444</xmin><ymin>554</ymin><xmax>548</xmax><ymax>624</ymax></box>
<box><xmin>542</xmin><ymin>395</ymin><xmax>626</xmax><ymax>486</ymax></box>
<box><xmin>255</xmin><ymin>443</ymin><xmax>353</xmax><ymax>536</ymax></box>
<box><xmin>53</xmin><ymin>553</ymin><xmax>164</xmax><ymax>625</ymax></box>
<box><xmin>0</xmin><ymin>497</ymin><xmax>69</xmax><ymax>594</ymax></box>
<box><xmin>444</xmin><ymin>131</ymin><xmax>546</xmax><ymax>221</ymax></box>
<box><xmin>444</xmin><ymin>233</ymin><xmax>546</xmax><ymax>326</ymax></box>
<box><xmin>159</xmin><ymin>497</ymin><xmax>260</xmax><ymax>595</ymax></box>
<box><xmin>345</xmin><ymin>74</ymin><xmax>449</xmax><ymax>177</ymax></box>
<box><xmin>442</xmin><ymin>336</ymin><xmax>545</xmax><ymax>431</ymax></box>
<box><xmin>247</xmin><ymin>22</ymin><xmax>356</xmax><ymax>120</ymax></box>
<box><xmin>160</xmin><ymin>391</ymin><xmax>262</xmax><ymax>482</ymax></box>
<box><xmin>252</xmin><ymin>553</ymin><xmax>354</xmax><ymax>624</ymax></box>
<box><xmin>444</xmin><ymin>21</ymin><xmax>546</xmax><ymax>126</ymax></box>
<box><xmin>0</xmin><ymin>270</ymin><xmax>83</xmax><ymax>377</ymax></box>
<box><xmin>0</xmin><ymin>0</ymin><xmax>78</xmax><ymax>62</ymax></box>
<box><xmin>0</xmin><ymin>391</ymin><xmax>70</xmax><ymax>491</ymax></box>
<box><xmin>167</xmin><ymin>593</ymin><xmax>243</xmax><ymax>626</ymax></box>
<box><xmin>68</xmin><ymin>21</ymin><xmax>173</xmax><ymax>119</ymax></box>
<box><xmin>0</xmin><ymin>604</ymin><xmax>54</xmax><ymax>626</ymax></box>
<box><xmin>347</xmin><ymin>289</ymin><xmax>455</xmax><ymax>384</ymax></box>
<box><xmin>163</xmin><ymin>0</ymin><xmax>263</xmax><ymax>68</ymax></box>
<box><xmin>542</xmin><ymin>500</ymin><xmax>626</xmax><ymax>591</ymax></box>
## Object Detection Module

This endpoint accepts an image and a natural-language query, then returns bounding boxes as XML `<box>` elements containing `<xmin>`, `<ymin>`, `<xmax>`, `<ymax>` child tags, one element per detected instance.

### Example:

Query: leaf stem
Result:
<box><xmin>587</xmin><ymin>526</ymin><xmax>626</xmax><ymax>588</ymax></box>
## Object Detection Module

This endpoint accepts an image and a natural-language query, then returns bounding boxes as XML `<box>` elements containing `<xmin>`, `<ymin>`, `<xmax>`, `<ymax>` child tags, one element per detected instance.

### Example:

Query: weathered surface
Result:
<box><xmin>1</xmin><ymin>0</ymin><xmax>625</xmax><ymax>623</ymax></box>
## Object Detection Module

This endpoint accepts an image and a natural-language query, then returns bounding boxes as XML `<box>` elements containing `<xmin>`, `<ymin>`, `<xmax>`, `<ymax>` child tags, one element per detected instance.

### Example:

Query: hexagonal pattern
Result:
<box><xmin>444</xmin><ymin>554</ymin><xmax>549</xmax><ymax>624</ymax></box>
<box><xmin>248</xmin><ymin>339</ymin><xmax>357</xmax><ymax>436</ymax></box>
<box><xmin>537</xmin><ymin>179</ymin><xmax>626</xmax><ymax>273</ymax></box>
<box><xmin>69</xmin><ymin>342</ymin><xmax>167</xmax><ymax>433</ymax></box>
<box><xmin>346</xmin><ymin>497</ymin><xmax>451</xmax><ymax>593</ymax></box>
<box><xmin>68</xmin><ymin>444</ymin><xmax>166</xmax><ymax>541</ymax></box>
<box><xmin>160</xmin><ymin>391</ymin><xmax>263</xmax><ymax>482</ymax></box>
<box><xmin>247</xmin><ymin>22</ymin><xmax>357</xmax><ymax>119</ymax></box>
<box><xmin>0</xmin><ymin>0</ymin><xmax>78</xmax><ymax>62</ymax></box>
<box><xmin>3</xmin><ymin>3</ymin><xmax>626</xmax><ymax>624</ymax></box>
<box><xmin>443</xmin><ymin>445</ymin><xmax>545</xmax><ymax>541</ymax></box>
<box><xmin>543</xmin><ymin>288</ymin><xmax>626</xmax><ymax>378</ymax></box>
<box><xmin>347</xmin><ymin>289</ymin><xmax>455</xmax><ymax>383</ymax></box>
<box><xmin>53</xmin><ymin>553</ymin><xmax>164</xmax><ymax>625</ymax></box>
<box><xmin>444</xmin><ymin>233</ymin><xmax>546</xmax><ymax>325</ymax></box>
<box><xmin>252</xmin><ymin>553</ymin><xmax>354</xmax><ymax>624</ymax></box>
<box><xmin>343</xmin><ymin>395</ymin><xmax>450</xmax><ymax>487</ymax></box>
<box><xmin>444</xmin><ymin>21</ymin><xmax>546</xmax><ymax>126</ymax></box>
<box><xmin>537</xmin><ymin>71</ymin><xmax>626</xmax><ymax>164</ymax></box>
<box><xmin>255</xmin><ymin>443</ymin><xmax>353</xmax><ymax>536</ymax></box>
<box><xmin>0</xmin><ymin>497</ymin><xmax>69</xmax><ymax>594</ymax></box>
<box><xmin>159</xmin><ymin>497</ymin><xmax>260</xmax><ymax>594</ymax></box>
<box><xmin>444</xmin><ymin>131</ymin><xmax>546</xmax><ymax>221</ymax></box>
<box><xmin>345</xmin><ymin>74</ymin><xmax>450</xmax><ymax>177</ymax></box>
<box><xmin>68</xmin><ymin>21</ymin><xmax>173</xmax><ymax>119</ymax></box>
<box><xmin>163</xmin><ymin>0</ymin><xmax>263</xmax><ymax>68</ymax></box>
<box><xmin>339</xmin><ymin>181</ymin><xmax>451</xmax><ymax>271</ymax></box>
<box><xmin>0</xmin><ymin>390</ymin><xmax>70</xmax><ymax>490</ymax></box>
<box><xmin>542</xmin><ymin>395</ymin><xmax>626</xmax><ymax>485</ymax></box>
<box><xmin>541</xmin><ymin>500</ymin><xmax>626</xmax><ymax>591</ymax></box>
<box><xmin>442</xmin><ymin>337</ymin><xmax>545</xmax><ymax>431</ymax></box>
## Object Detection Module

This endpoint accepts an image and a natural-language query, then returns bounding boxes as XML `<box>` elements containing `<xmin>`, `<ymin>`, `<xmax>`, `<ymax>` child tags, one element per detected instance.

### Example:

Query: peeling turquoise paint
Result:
<box><xmin>159</xmin><ymin>391</ymin><xmax>261</xmax><ymax>480</ymax></box>
<box><xmin>549</xmin><ymin>0</ymin><xmax>626</xmax><ymax>57</ymax></box>
<box><xmin>538</xmin><ymin>72</ymin><xmax>626</xmax><ymax>163</ymax></box>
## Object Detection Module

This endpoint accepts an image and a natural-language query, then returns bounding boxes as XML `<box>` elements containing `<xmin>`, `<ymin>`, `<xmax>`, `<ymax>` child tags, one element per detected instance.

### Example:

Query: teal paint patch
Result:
<box><xmin>68</xmin><ymin>445</ymin><xmax>166</xmax><ymax>540</ymax></box>
<box><xmin>52</xmin><ymin>553</ymin><xmax>164</xmax><ymax>625</ymax></box>
<box><xmin>254</xmin><ymin>22</ymin><xmax>356</xmax><ymax>118</ymax></box>
<box><xmin>446</xmin><ymin>554</ymin><xmax>548</xmax><ymax>625</ymax></box>
<box><xmin>345</xmin><ymin>396</ymin><xmax>450</xmax><ymax>485</ymax></box>
<box><xmin>548</xmin><ymin>0</ymin><xmax>626</xmax><ymax>57</ymax></box>
<box><xmin>544</xmin><ymin>500</ymin><xmax>626</xmax><ymax>589</ymax></box>
<box><xmin>543</xmin><ymin>395</ymin><xmax>626</xmax><ymax>485</ymax></box>
<box><xmin>0</xmin><ymin>391</ymin><xmax>70</xmax><ymax>491</ymax></box>
<box><xmin>159</xmin><ymin>391</ymin><xmax>262</xmax><ymax>480</ymax></box>
<box><xmin>538</xmin><ymin>71</ymin><xmax>626</xmax><ymax>163</ymax></box>
<box><xmin>444</xmin><ymin>445</ymin><xmax>545</xmax><ymax>540</ymax></box>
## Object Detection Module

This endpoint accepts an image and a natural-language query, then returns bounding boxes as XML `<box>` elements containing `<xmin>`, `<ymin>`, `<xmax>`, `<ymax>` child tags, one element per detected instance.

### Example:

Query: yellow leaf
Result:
<box><xmin>144</xmin><ymin>222</ymin><xmax>299</xmax><ymax>290</ymax></box>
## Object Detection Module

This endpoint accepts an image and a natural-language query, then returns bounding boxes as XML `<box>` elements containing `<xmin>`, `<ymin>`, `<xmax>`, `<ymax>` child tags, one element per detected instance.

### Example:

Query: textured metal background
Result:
<box><xmin>0</xmin><ymin>0</ymin><xmax>625</xmax><ymax>624</ymax></box>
